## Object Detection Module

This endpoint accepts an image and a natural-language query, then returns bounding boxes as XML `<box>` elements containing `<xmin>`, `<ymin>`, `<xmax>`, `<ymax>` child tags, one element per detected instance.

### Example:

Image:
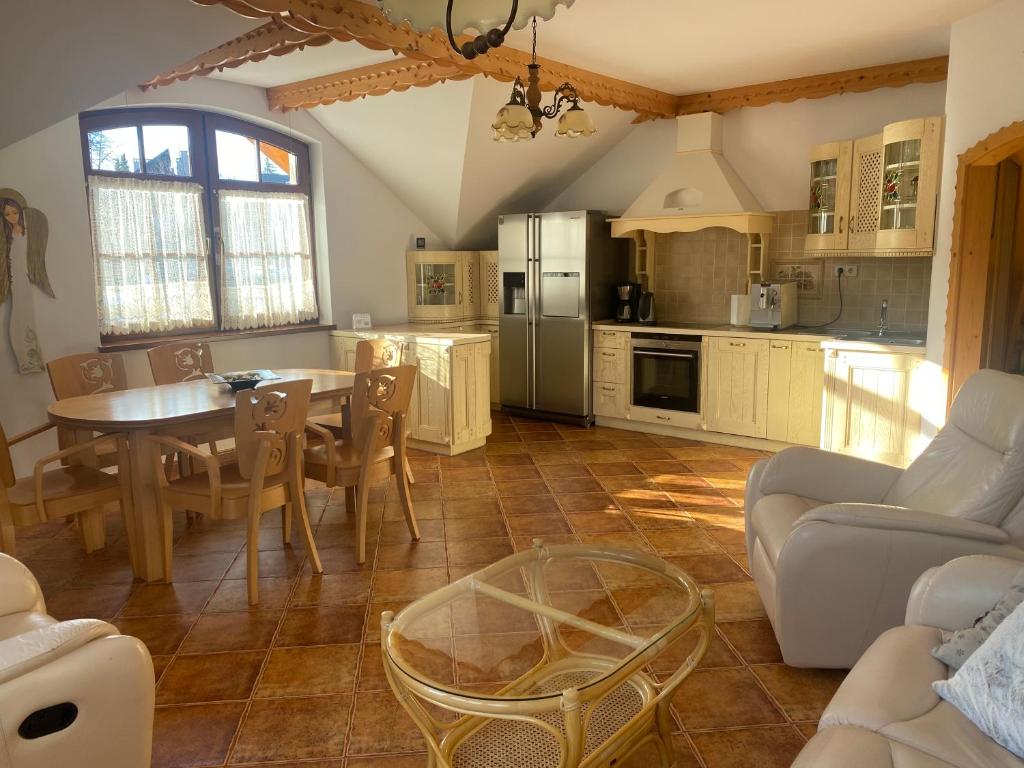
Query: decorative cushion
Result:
<box><xmin>933</xmin><ymin>600</ymin><xmax>1024</xmax><ymax>759</ymax></box>
<box><xmin>932</xmin><ymin>575</ymin><xmax>1024</xmax><ymax>669</ymax></box>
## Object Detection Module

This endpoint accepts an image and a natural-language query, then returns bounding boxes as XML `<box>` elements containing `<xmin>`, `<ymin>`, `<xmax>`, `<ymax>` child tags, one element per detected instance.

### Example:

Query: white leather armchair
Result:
<box><xmin>0</xmin><ymin>554</ymin><xmax>154</xmax><ymax>768</ymax></box>
<box><xmin>793</xmin><ymin>556</ymin><xmax>1024</xmax><ymax>768</ymax></box>
<box><xmin>745</xmin><ymin>369</ymin><xmax>1024</xmax><ymax>668</ymax></box>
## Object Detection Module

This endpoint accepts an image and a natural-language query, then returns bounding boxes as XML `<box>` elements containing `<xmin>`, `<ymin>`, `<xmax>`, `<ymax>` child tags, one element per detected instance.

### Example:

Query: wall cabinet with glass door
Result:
<box><xmin>876</xmin><ymin>117</ymin><xmax>943</xmax><ymax>251</ymax></box>
<box><xmin>806</xmin><ymin>141</ymin><xmax>853</xmax><ymax>251</ymax></box>
<box><xmin>406</xmin><ymin>251</ymin><xmax>480</xmax><ymax>322</ymax></box>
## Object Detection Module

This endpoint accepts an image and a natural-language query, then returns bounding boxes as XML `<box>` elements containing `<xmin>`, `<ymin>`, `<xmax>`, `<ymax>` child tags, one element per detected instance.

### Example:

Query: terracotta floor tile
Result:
<box><xmin>520</xmin><ymin>431</ymin><xmax>565</xmax><ymax>443</ymax></box>
<box><xmin>628</xmin><ymin>508</ymin><xmax>696</xmax><ymax>530</ymax></box>
<box><xmin>229</xmin><ymin>695</ymin><xmax>352</xmax><ymax>763</ymax></box>
<box><xmin>613</xmin><ymin>490</ymin><xmax>677</xmax><ymax>509</ymax></box>
<box><xmin>501</xmin><ymin>494</ymin><xmax>561</xmax><ymax>515</ymax></box>
<box><xmin>206</xmin><ymin>577</ymin><xmax>294</xmax><ymax>612</ymax></box>
<box><xmin>648</xmin><ymin>528</ymin><xmax>723</xmax><ymax>556</ymax></box>
<box><xmin>619</xmin><ymin>733</ymin><xmax>701</xmax><ymax>768</ymax></box>
<box><xmin>598</xmin><ymin>475</ymin><xmax>659</xmax><ymax>491</ymax></box>
<box><xmin>512</xmin><ymin>533</ymin><xmax>580</xmax><ymax>550</ymax></box>
<box><xmin>546</xmin><ymin>476</ymin><xmax>604</xmax><ymax>494</ymax></box>
<box><xmin>113</xmin><ymin>614</ymin><xmax>196</xmax><ymax>656</ymax></box>
<box><xmin>447</xmin><ymin>537</ymin><xmax>513</xmax><ymax>567</ymax></box>
<box><xmin>513</xmin><ymin>421</ymin><xmax>558</xmax><ymax>432</ymax></box>
<box><xmin>495</xmin><ymin>478</ymin><xmax>551</xmax><ymax>496</ymax></box>
<box><xmin>441</xmin><ymin>480</ymin><xmax>497</xmax><ymax>500</ymax></box>
<box><xmin>689</xmin><ymin>505</ymin><xmax>746</xmax><ymax>530</ymax></box>
<box><xmin>666</xmin><ymin>554</ymin><xmax>750</xmax><ymax>585</ymax></box>
<box><xmin>454</xmin><ymin>633</ymin><xmax>545</xmax><ymax>685</ymax></box>
<box><xmin>303</xmin><ymin>545</ymin><xmax>363</xmax><ymax>574</ymax></box>
<box><xmin>714</xmin><ymin>582</ymin><xmax>768</xmax><ymax>621</ymax></box>
<box><xmin>151</xmin><ymin>702</ymin><xmax>245</xmax><ymax>768</ymax></box>
<box><xmin>689</xmin><ymin>726</ymin><xmax>805</xmax><ymax>768</ymax></box>
<box><xmin>44</xmin><ymin>584</ymin><xmax>135</xmax><ymax>620</ymax></box>
<box><xmin>409</xmin><ymin>483</ymin><xmax>441</xmax><ymax>502</ymax></box>
<box><xmin>156</xmin><ymin>650</ymin><xmax>266</xmax><ymax>705</ymax></box>
<box><xmin>719</xmin><ymin>620</ymin><xmax>783</xmax><ymax>664</ymax></box>
<box><xmin>440</xmin><ymin>451</ymin><xmax>488</xmax><ymax>467</ymax></box>
<box><xmin>531</xmin><ymin>451</ymin><xmax>585</xmax><ymax>465</ymax></box>
<box><xmin>683</xmin><ymin>459</ymin><xmax>742</xmax><ymax>473</ymax></box>
<box><xmin>673</xmin><ymin>667</ymin><xmax>786</xmax><ymax>730</ymax></box>
<box><xmin>276</xmin><ymin>605</ymin><xmax>366</xmax><ymax>647</ymax></box>
<box><xmin>505</xmin><ymin>514</ymin><xmax>573</xmax><ymax>536</ymax></box>
<box><xmin>442</xmin><ymin>497</ymin><xmax>503</xmax><ymax>518</ymax></box>
<box><xmin>346</xmin><ymin>755</ymin><xmax>428</xmax><ymax>768</ymax></box>
<box><xmin>587</xmin><ymin>461</ymin><xmax>642</xmax><ymax>476</ymax></box>
<box><xmin>565</xmin><ymin>510</ymin><xmax>635</xmax><ymax>532</ymax></box>
<box><xmin>578</xmin><ymin>531</ymin><xmax>651</xmax><ymax>550</ymax></box>
<box><xmin>486</xmin><ymin>431</ymin><xmax>524</xmax><ymax>443</ymax></box>
<box><xmin>666</xmin><ymin>488</ymin><xmax>731</xmax><ymax>506</ymax></box>
<box><xmin>440</xmin><ymin>466</ymin><xmax>492</xmax><ymax>483</ymax></box>
<box><xmin>556</xmin><ymin>492</ymin><xmax>618</xmax><ymax>512</ymax></box>
<box><xmin>751</xmin><ymin>664</ymin><xmax>846</xmax><ymax>722</ymax></box>
<box><xmin>376</xmin><ymin>541</ymin><xmax>447</xmax><ymax>570</ymax></box>
<box><xmin>371</xmin><ymin>567</ymin><xmax>449</xmax><ymax>601</ymax></box>
<box><xmin>653</xmin><ymin>474</ymin><xmax>713</xmax><ymax>490</ymax></box>
<box><xmin>226</xmin><ymin>548</ymin><xmax>305</xmax><ymax>580</ymax></box>
<box><xmin>120</xmin><ymin>581</ymin><xmax>218</xmax><ymax>617</ymax></box>
<box><xmin>384</xmin><ymin>499</ymin><xmax>442</xmax><ymax>522</ymax></box>
<box><xmin>489</xmin><ymin>464</ymin><xmax>542</xmax><ymax>481</ymax></box>
<box><xmin>171</xmin><ymin>551</ymin><xmax>238</xmax><ymax>582</ymax></box>
<box><xmin>256</xmin><ymin>644</ymin><xmax>360</xmax><ymax>697</ymax></box>
<box><xmin>795</xmin><ymin>722</ymin><xmax>820</xmax><ymax>740</ymax></box>
<box><xmin>180</xmin><ymin>610</ymin><xmax>282</xmax><ymax>653</ymax></box>
<box><xmin>444</xmin><ymin>516</ymin><xmax>508</xmax><ymax>540</ymax></box>
<box><xmin>486</xmin><ymin>453</ymin><xmax>535</xmax><ymax>467</ymax></box>
<box><xmin>291</xmin><ymin>572</ymin><xmax>372</xmax><ymax>606</ymax></box>
<box><xmin>708</xmin><ymin>526</ymin><xmax>747</xmax><ymax>553</ymax></box>
<box><xmin>538</xmin><ymin>463</ymin><xmax>593</xmax><ymax>478</ymax></box>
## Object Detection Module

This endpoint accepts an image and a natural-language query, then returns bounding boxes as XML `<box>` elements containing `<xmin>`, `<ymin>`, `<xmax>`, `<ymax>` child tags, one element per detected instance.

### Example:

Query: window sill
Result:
<box><xmin>97</xmin><ymin>323</ymin><xmax>336</xmax><ymax>353</ymax></box>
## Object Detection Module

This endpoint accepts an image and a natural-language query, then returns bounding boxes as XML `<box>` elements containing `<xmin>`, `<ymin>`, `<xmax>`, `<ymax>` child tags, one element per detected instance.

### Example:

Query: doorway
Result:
<box><xmin>943</xmin><ymin>121</ymin><xmax>1024</xmax><ymax>401</ymax></box>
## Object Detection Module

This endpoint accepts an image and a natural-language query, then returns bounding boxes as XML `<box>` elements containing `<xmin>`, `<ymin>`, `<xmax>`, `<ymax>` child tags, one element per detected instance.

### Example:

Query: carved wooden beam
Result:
<box><xmin>267</xmin><ymin>56</ymin><xmax>471</xmax><ymax>110</ymax></box>
<box><xmin>675</xmin><ymin>56</ymin><xmax>949</xmax><ymax>115</ymax></box>
<box><xmin>190</xmin><ymin>0</ymin><xmax>679</xmax><ymax>119</ymax></box>
<box><xmin>139</xmin><ymin>18</ymin><xmax>333</xmax><ymax>90</ymax></box>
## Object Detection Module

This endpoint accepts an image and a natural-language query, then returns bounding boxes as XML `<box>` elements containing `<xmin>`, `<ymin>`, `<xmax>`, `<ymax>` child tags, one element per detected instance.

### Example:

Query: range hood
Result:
<box><xmin>610</xmin><ymin>112</ymin><xmax>774</xmax><ymax>238</ymax></box>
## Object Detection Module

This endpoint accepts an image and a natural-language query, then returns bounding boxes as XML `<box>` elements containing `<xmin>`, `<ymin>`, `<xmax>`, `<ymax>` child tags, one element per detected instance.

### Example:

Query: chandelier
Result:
<box><xmin>491</xmin><ymin>17</ymin><xmax>594</xmax><ymax>141</ymax></box>
<box><xmin>377</xmin><ymin>0</ymin><xmax>575</xmax><ymax>59</ymax></box>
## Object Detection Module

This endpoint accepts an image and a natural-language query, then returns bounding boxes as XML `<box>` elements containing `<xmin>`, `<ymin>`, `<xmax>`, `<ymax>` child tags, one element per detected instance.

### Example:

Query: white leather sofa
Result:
<box><xmin>0</xmin><ymin>553</ymin><xmax>154</xmax><ymax>768</ymax></box>
<box><xmin>745</xmin><ymin>369</ymin><xmax>1024</xmax><ymax>668</ymax></box>
<box><xmin>794</xmin><ymin>555</ymin><xmax>1024</xmax><ymax>768</ymax></box>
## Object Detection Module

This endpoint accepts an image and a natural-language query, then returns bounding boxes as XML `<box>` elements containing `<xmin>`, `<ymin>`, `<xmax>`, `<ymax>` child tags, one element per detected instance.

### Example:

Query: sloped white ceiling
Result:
<box><xmin>0</xmin><ymin>0</ymin><xmax>255</xmax><ymax>149</ymax></box>
<box><xmin>311</xmin><ymin>74</ymin><xmax>635</xmax><ymax>249</ymax></box>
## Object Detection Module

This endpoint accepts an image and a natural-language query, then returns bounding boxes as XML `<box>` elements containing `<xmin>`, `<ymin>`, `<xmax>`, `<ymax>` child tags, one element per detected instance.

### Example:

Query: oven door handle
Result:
<box><xmin>633</xmin><ymin>351</ymin><xmax>698</xmax><ymax>359</ymax></box>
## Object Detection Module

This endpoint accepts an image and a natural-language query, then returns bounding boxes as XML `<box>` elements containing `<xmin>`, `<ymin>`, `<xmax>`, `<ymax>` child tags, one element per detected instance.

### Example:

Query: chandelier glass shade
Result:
<box><xmin>555</xmin><ymin>104</ymin><xmax>596</xmax><ymax>138</ymax></box>
<box><xmin>376</xmin><ymin>1</ymin><xmax>575</xmax><ymax>37</ymax></box>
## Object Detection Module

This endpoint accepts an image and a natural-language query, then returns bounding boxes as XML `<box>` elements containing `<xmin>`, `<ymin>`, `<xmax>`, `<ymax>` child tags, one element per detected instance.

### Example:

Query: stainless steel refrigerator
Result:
<box><xmin>498</xmin><ymin>211</ymin><xmax>626</xmax><ymax>424</ymax></box>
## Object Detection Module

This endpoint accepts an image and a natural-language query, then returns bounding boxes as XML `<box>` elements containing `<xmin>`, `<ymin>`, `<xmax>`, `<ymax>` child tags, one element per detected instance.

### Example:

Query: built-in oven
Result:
<box><xmin>630</xmin><ymin>333</ymin><xmax>701</xmax><ymax>413</ymax></box>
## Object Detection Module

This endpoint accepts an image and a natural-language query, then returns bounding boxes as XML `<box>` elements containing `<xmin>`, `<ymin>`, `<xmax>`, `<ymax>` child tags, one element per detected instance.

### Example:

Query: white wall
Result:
<box><xmin>926</xmin><ymin>0</ymin><xmax>1024</xmax><ymax>367</ymax></box>
<box><xmin>0</xmin><ymin>77</ymin><xmax>440</xmax><ymax>472</ymax></box>
<box><xmin>547</xmin><ymin>82</ymin><xmax>948</xmax><ymax>214</ymax></box>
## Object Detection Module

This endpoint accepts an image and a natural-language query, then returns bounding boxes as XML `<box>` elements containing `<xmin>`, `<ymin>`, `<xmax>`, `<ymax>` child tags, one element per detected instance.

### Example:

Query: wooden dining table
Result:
<box><xmin>47</xmin><ymin>368</ymin><xmax>355</xmax><ymax>582</ymax></box>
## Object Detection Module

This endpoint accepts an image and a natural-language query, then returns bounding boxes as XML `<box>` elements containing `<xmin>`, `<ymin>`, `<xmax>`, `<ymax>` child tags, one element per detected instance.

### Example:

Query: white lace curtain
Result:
<box><xmin>89</xmin><ymin>175</ymin><xmax>215</xmax><ymax>335</ymax></box>
<box><xmin>218</xmin><ymin>190</ymin><xmax>317</xmax><ymax>330</ymax></box>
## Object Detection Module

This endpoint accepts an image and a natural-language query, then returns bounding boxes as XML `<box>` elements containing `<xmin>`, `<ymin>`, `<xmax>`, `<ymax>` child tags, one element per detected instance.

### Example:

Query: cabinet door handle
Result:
<box><xmin>771</xmin><ymin>344</ymin><xmax>787</xmax><ymax>349</ymax></box>
<box><xmin>602</xmin><ymin>352</ymin><xmax>615</xmax><ymax>357</ymax></box>
<box><xmin>838</xmin><ymin>215</ymin><xmax>844</xmax><ymax>234</ymax></box>
<box><xmin>601</xmin><ymin>386</ymin><xmax>616</xmax><ymax>392</ymax></box>
<box><xmin>729</xmin><ymin>342</ymin><xmax>746</xmax><ymax>348</ymax></box>
<box><xmin>656</xmin><ymin>415</ymin><xmax>671</xmax><ymax>421</ymax></box>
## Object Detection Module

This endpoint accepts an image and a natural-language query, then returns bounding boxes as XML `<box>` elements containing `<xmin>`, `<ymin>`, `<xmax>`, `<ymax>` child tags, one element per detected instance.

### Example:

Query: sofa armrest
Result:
<box><xmin>800</xmin><ymin>503</ymin><xmax>1010</xmax><ymax>543</ymax></box>
<box><xmin>0</xmin><ymin>619</ymin><xmax>120</xmax><ymax>685</ymax></box>
<box><xmin>0</xmin><ymin>553</ymin><xmax>46</xmax><ymax>617</ymax></box>
<box><xmin>758</xmin><ymin>447</ymin><xmax>902</xmax><ymax>504</ymax></box>
<box><xmin>906</xmin><ymin>555</ymin><xmax>1024</xmax><ymax>632</ymax></box>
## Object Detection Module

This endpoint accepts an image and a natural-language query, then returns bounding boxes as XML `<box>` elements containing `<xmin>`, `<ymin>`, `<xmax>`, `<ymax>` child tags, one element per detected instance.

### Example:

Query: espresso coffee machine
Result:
<box><xmin>749</xmin><ymin>282</ymin><xmax>798</xmax><ymax>329</ymax></box>
<box><xmin>615</xmin><ymin>282</ymin><xmax>641</xmax><ymax>323</ymax></box>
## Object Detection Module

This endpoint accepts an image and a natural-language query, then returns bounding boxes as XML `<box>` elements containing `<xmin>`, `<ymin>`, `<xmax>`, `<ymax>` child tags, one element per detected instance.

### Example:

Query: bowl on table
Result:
<box><xmin>207</xmin><ymin>370</ymin><xmax>280</xmax><ymax>392</ymax></box>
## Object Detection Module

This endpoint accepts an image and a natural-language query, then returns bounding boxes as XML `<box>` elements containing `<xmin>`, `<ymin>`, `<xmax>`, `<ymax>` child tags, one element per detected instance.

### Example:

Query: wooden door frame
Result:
<box><xmin>943</xmin><ymin>120</ymin><xmax>1024</xmax><ymax>403</ymax></box>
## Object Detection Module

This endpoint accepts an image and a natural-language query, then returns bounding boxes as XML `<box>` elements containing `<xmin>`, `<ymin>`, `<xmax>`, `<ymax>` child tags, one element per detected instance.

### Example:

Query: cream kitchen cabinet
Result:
<box><xmin>480</xmin><ymin>250</ymin><xmax>500</xmax><ymax>321</ymax></box>
<box><xmin>806</xmin><ymin>141</ymin><xmax>853</xmax><ymax>251</ymax></box>
<box><xmin>406</xmin><ymin>251</ymin><xmax>480</xmax><ymax>323</ymax></box>
<box><xmin>847</xmin><ymin>133</ymin><xmax>884</xmax><ymax>251</ymax></box>
<box><xmin>876</xmin><ymin>117</ymin><xmax>943</xmax><ymax>251</ymax></box>
<box><xmin>704</xmin><ymin>337</ymin><xmax>770</xmax><ymax>438</ymax></box>
<box><xmin>330</xmin><ymin>330</ymin><xmax>491</xmax><ymax>455</ymax></box>
<box><xmin>766</xmin><ymin>340</ymin><xmax>826</xmax><ymax>446</ymax></box>
<box><xmin>479</xmin><ymin>322</ymin><xmax>500</xmax><ymax>406</ymax></box>
<box><xmin>592</xmin><ymin>329</ymin><xmax>629</xmax><ymax>419</ymax></box>
<box><xmin>822</xmin><ymin>345</ymin><xmax>924</xmax><ymax>467</ymax></box>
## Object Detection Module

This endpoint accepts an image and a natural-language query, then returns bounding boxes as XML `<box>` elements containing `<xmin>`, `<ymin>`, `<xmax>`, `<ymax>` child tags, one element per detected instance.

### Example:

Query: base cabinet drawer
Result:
<box><xmin>629</xmin><ymin>405</ymin><xmax>693</xmax><ymax>428</ymax></box>
<box><xmin>594</xmin><ymin>330</ymin><xmax>627</xmax><ymax>350</ymax></box>
<box><xmin>593</xmin><ymin>382</ymin><xmax>626</xmax><ymax>418</ymax></box>
<box><xmin>594</xmin><ymin>348</ymin><xmax>627</xmax><ymax>384</ymax></box>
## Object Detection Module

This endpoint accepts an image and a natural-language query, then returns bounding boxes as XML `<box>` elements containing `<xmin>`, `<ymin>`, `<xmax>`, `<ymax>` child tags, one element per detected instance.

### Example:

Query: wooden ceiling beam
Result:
<box><xmin>139</xmin><ymin>18</ymin><xmax>332</xmax><ymax>90</ymax></box>
<box><xmin>675</xmin><ymin>56</ymin><xmax>949</xmax><ymax>116</ymax></box>
<box><xmin>189</xmin><ymin>0</ymin><xmax>679</xmax><ymax>120</ymax></box>
<box><xmin>267</xmin><ymin>57</ymin><xmax>471</xmax><ymax>110</ymax></box>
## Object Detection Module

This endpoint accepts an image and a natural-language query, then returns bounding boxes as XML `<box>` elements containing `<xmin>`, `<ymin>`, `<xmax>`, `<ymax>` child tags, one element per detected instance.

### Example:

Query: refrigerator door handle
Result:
<box><xmin>531</xmin><ymin>214</ymin><xmax>541</xmax><ymax>410</ymax></box>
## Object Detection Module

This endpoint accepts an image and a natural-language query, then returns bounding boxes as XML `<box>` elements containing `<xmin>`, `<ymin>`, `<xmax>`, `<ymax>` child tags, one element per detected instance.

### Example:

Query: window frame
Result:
<box><xmin>79</xmin><ymin>107</ymin><xmax>320</xmax><ymax>345</ymax></box>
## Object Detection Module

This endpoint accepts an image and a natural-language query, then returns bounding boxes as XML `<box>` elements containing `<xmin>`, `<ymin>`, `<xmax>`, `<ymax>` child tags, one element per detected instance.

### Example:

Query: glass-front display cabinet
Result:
<box><xmin>406</xmin><ymin>251</ymin><xmax>479</xmax><ymax>322</ymax></box>
<box><xmin>805</xmin><ymin>141</ymin><xmax>853</xmax><ymax>251</ymax></box>
<box><xmin>876</xmin><ymin>117</ymin><xmax>943</xmax><ymax>251</ymax></box>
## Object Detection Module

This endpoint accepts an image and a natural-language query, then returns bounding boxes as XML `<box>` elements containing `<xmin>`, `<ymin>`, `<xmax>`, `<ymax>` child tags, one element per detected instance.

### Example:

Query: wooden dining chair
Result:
<box><xmin>148</xmin><ymin>379</ymin><xmax>322</xmax><ymax>604</ymax></box>
<box><xmin>309</xmin><ymin>338</ymin><xmax>416</xmax><ymax>484</ymax></box>
<box><xmin>46</xmin><ymin>352</ymin><xmax>129</xmax><ymax>470</ymax></box>
<box><xmin>0</xmin><ymin>420</ymin><xmax>135</xmax><ymax>563</ymax></box>
<box><xmin>304</xmin><ymin>365</ymin><xmax>420</xmax><ymax>565</ymax></box>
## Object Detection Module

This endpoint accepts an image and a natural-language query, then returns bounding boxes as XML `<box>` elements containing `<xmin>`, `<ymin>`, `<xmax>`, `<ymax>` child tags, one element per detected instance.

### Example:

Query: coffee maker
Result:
<box><xmin>615</xmin><ymin>283</ymin><xmax>641</xmax><ymax>323</ymax></box>
<box><xmin>749</xmin><ymin>282</ymin><xmax>798</xmax><ymax>329</ymax></box>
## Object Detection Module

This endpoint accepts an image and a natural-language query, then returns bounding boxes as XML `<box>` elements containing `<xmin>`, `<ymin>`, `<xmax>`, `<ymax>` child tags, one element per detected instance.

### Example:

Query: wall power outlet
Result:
<box><xmin>834</xmin><ymin>265</ymin><xmax>859</xmax><ymax>278</ymax></box>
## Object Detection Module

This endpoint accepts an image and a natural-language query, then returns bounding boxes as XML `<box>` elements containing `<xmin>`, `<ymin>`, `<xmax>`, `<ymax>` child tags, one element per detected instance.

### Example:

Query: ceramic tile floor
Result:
<box><xmin>15</xmin><ymin>413</ymin><xmax>846</xmax><ymax>768</ymax></box>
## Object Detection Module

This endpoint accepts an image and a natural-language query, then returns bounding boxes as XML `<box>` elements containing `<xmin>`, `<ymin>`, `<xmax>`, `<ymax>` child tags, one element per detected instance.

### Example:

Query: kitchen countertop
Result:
<box><xmin>592</xmin><ymin>321</ymin><xmax>927</xmax><ymax>353</ymax></box>
<box><xmin>332</xmin><ymin>325</ymin><xmax>491</xmax><ymax>346</ymax></box>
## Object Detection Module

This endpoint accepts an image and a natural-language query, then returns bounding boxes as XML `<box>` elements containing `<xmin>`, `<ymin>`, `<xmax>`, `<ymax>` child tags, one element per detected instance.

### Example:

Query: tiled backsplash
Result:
<box><xmin>652</xmin><ymin>210</ymin><xmax>931</xmax><ymax>332</ymax></box>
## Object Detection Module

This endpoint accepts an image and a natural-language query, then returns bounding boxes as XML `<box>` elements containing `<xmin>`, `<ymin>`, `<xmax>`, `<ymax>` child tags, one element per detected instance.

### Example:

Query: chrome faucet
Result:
<box><xmin>878</xmin><ymin>299</ymin><xmax>889</xmax><ymax>337</ymax></box>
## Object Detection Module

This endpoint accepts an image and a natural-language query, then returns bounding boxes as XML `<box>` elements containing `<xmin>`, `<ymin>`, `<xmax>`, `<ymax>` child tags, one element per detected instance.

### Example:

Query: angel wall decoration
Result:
<box><xmin>1</xmin><ymin>188</ymin><xmax>53</xmax><ymax>374</ymax></box>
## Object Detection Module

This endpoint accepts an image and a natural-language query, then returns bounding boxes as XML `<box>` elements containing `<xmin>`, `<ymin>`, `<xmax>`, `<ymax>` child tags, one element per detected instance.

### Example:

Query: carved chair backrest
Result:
<box><xmin>354</xmin><ymin>339</ymin><xmax>404</xmax><ymax>373</ymax></box>
<box><xmin>349</xmin><ymin>366</ymin><xmax>417</xmax><ymax>454</ymax></box>
<box><xmin>47</xmin><ymin>352</ymin><xmax>129</xmax><ymax>399</ymax></box>
<box><xmin>148</xmin><ymin>341</ymin><xmax>214</xmax><ymax>384</ymax></box>
<box><xmin>234</xmin><ymin>379</ymin><xmax>312</xmax><ymax>480</ymax></box>
<box><xmin>0</xmin><ymin>424</ymin><xmax>14</xmax><ymax>489</ymax></box>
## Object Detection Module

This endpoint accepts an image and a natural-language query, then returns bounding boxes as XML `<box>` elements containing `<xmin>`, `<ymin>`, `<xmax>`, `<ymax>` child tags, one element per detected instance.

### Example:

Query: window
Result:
<box><xmin>79</xmin><ymin>108</ymin><xmax>318</xmax><ymax>341</ymax></box>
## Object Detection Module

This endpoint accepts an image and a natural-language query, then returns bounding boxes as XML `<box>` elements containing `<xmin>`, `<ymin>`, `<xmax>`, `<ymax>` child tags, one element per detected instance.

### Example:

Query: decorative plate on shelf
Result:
<box><xmin>207</xmin><ymin>369</ymin><xmax>280</xmax><ymax>391</ymax></box>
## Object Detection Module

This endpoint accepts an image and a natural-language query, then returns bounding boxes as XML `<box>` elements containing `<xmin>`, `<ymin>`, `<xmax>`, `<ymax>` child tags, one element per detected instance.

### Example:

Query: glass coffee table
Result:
<box><xmin>380</xmin><ymin>540</ymin><xmax>714</xmax><ymax>768</ymax></box>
